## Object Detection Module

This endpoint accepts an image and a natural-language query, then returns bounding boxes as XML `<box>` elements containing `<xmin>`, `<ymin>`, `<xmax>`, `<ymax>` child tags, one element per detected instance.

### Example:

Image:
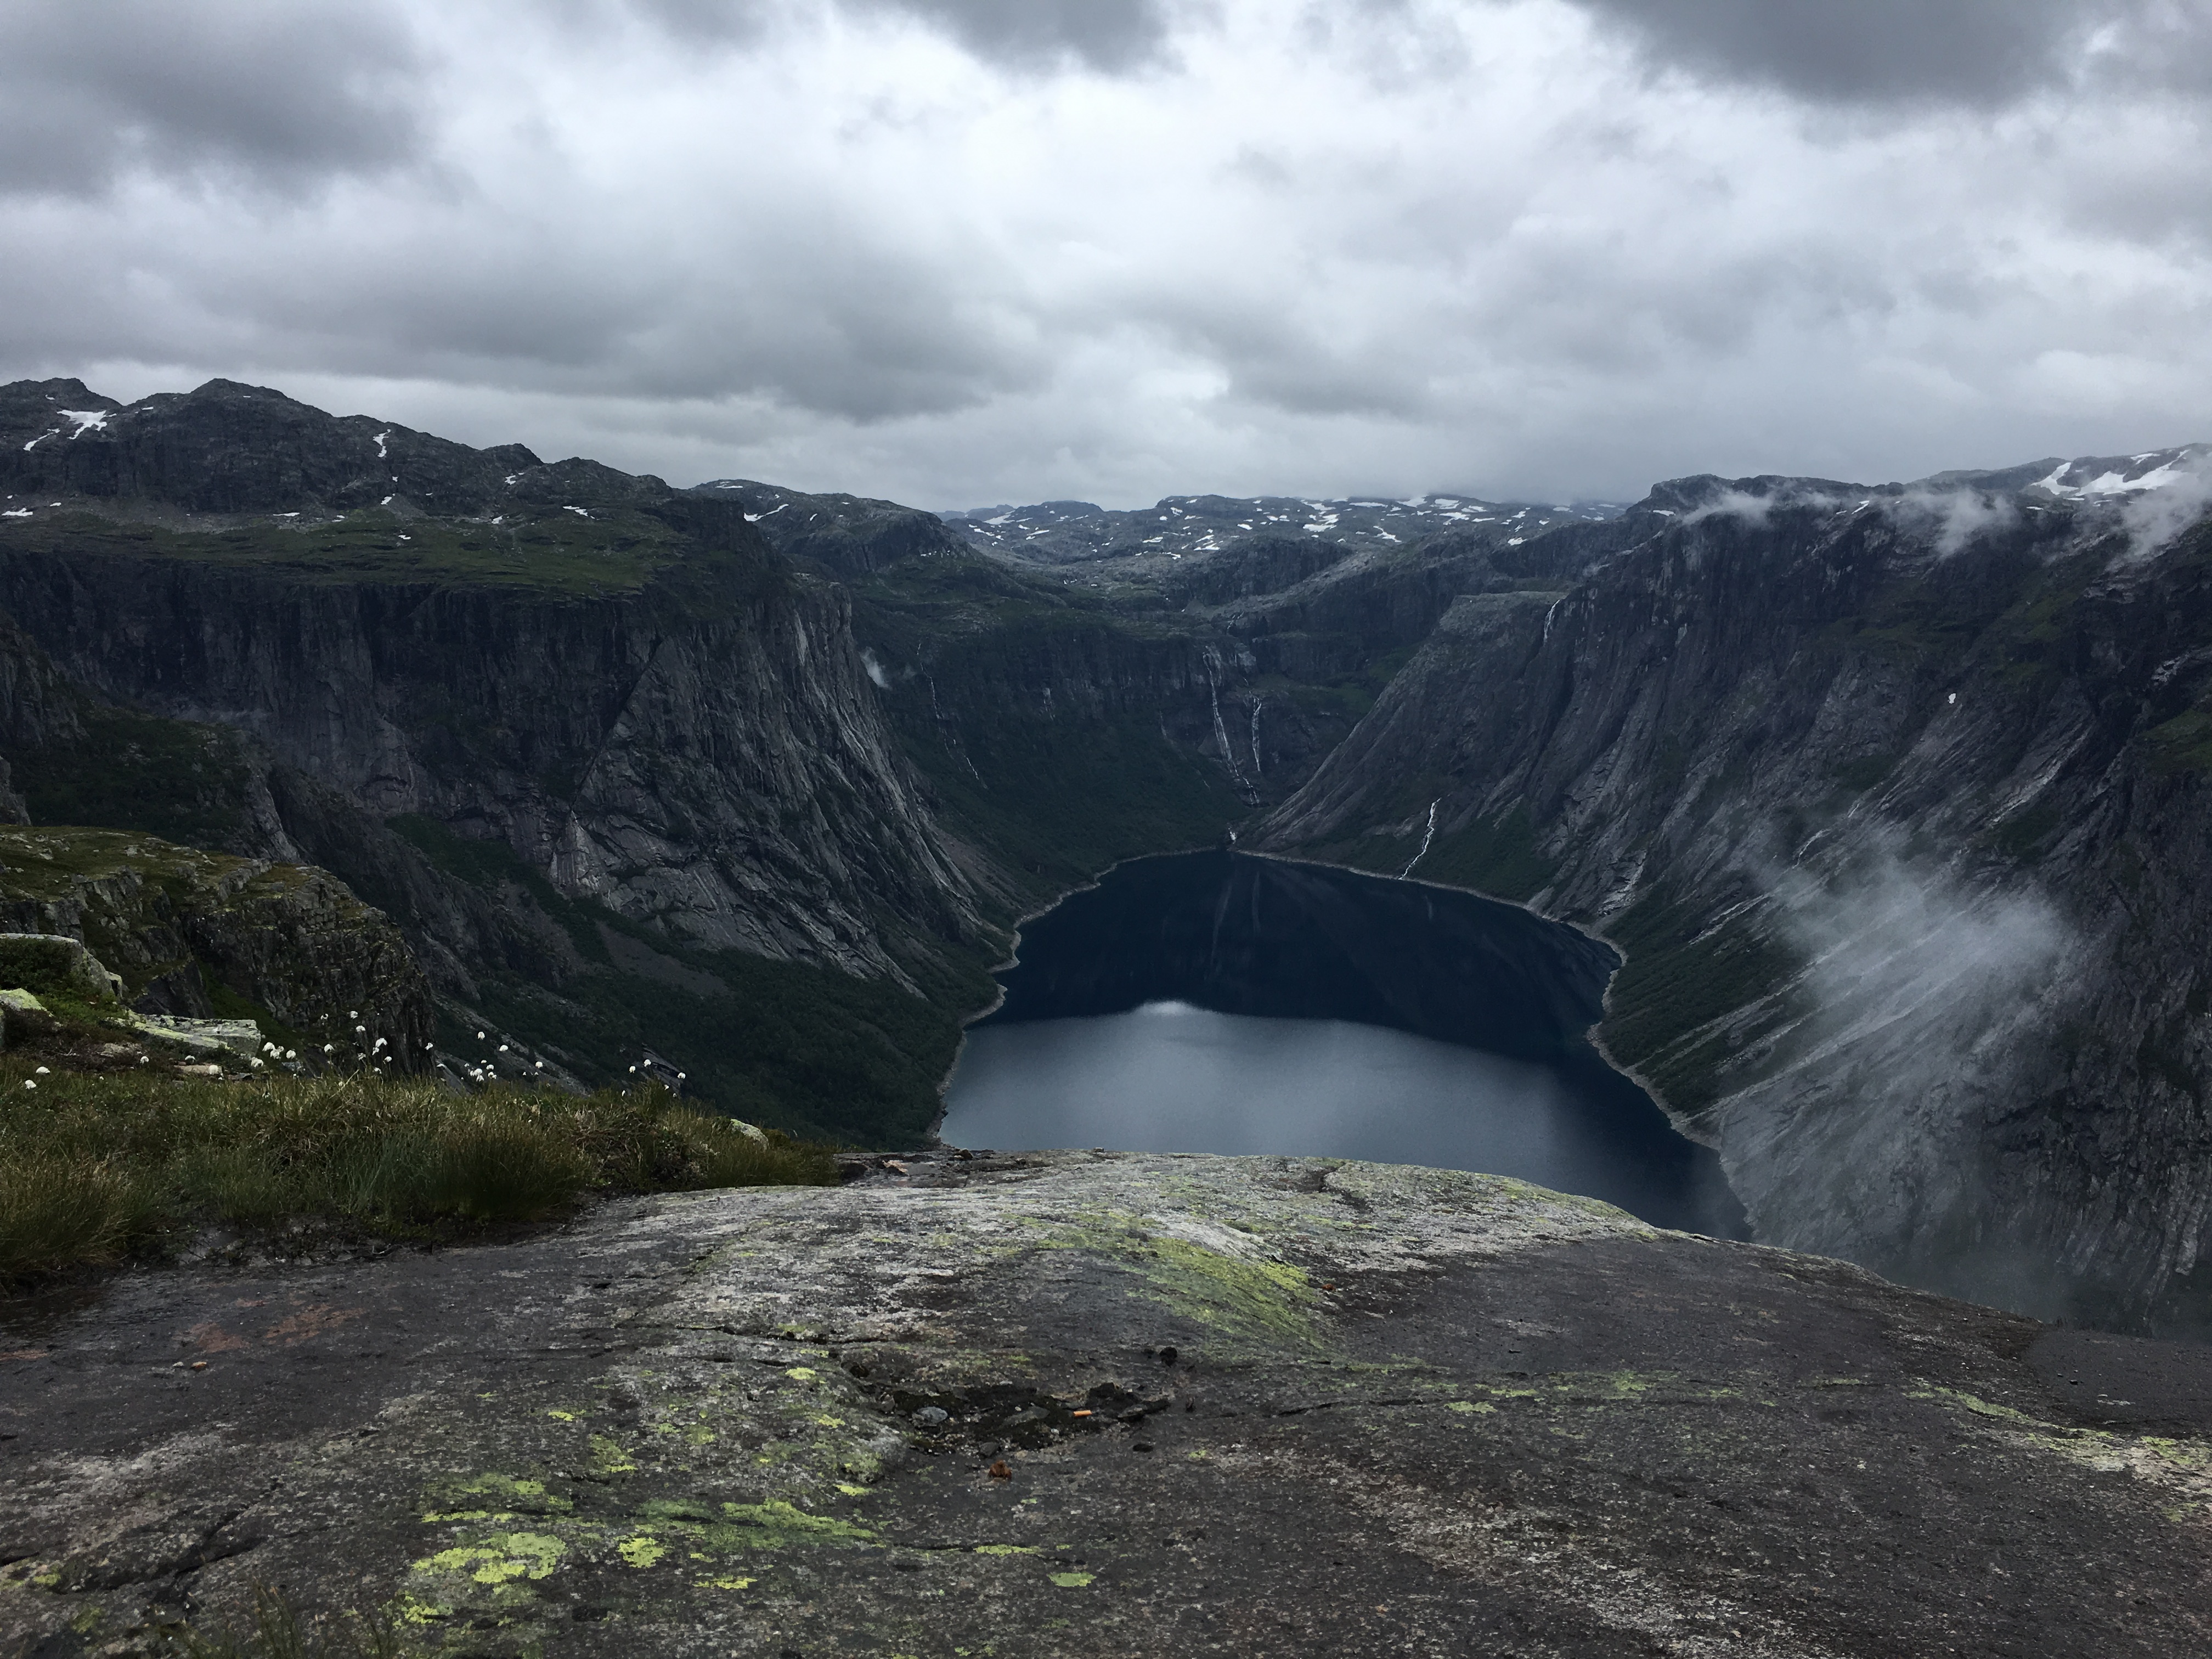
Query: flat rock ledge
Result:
<box><xmin>5</xmin><ymin>1150</ymin><xmax>2212</xmax><ymax>1657</ymax></box>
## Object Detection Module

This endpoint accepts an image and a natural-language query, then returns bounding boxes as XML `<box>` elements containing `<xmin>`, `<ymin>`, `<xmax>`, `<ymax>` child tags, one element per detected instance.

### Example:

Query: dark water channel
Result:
<box><xmin>938</xmin><ymin>851</ymin><xmax>1747</xmax><ymax>1237</ymax></box>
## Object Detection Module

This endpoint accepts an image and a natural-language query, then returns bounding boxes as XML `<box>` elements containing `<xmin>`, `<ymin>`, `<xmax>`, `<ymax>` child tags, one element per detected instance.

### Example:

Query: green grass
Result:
<box><xmin>0</xmin><ymin>506</ymin><xmax>718</xmax><ymax>596</ymax></box>
<box><xmin>382</xmin><ymin>812</ymin><xmax>973</xmax><ymax>1143</ymax></box>
<box><xmin>12</xmin><ymin>707</ymin><xmax>258</xmax><ymax>851</ymax></box>
<box><xmin>1598</xmin><ymin>884</ymin><xmax>1803</xmax><ymax>1118</ymax></box>
<box><xmin>1415</xmin><ymin>808</ymin><xmax>1559</xmax><ymax>901</ymax></box>
<box><xmin>0</xmin><ymin>1062</ymin><xmax>834</xmax><ymax>1282</ymax></box>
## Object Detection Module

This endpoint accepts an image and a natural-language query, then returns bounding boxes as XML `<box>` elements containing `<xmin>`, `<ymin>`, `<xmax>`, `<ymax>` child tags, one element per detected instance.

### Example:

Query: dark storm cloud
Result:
<box><xmin>0</xmin><ymin>1</ymin><xmax>427</xmax><ymax>198</ymax></box>
<box><xmin>1570</xmin><ymin>0</ymin><xmax>2212</xmax><ymax>106</ymax></box>
<box><xmin>629</xmin><ymin>0</ymin><xmax>1178</xmax><ymax>69</ymax></box>
<box><xmin>879</xmin><ymin>0</ymin><xmax>1180</xmax><ymax>70</ymax></box>
<box><xmin>2</xmin><ymin>0</ymin><xmax>2208</xmax><ymax>510</ymax></box>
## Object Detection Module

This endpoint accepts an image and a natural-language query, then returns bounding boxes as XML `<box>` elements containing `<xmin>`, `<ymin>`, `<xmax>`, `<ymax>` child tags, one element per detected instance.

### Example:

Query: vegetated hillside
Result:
<box><xmin>0</xmin><ymin>823</ymin><xmax>432</xmax><ymax>1059</ymax></box>
<box><xmin>1261</xmin><ymin>445</ymin><xmax>2212</xmax><ymax>1334</ymax></box>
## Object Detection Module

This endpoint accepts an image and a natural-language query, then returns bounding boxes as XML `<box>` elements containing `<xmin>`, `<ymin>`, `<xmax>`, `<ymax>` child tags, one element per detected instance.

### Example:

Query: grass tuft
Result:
<box><xmin>0</xmin><ymin>1062</ymin><xmax>835</xmax><ymax>1282</ymax></box>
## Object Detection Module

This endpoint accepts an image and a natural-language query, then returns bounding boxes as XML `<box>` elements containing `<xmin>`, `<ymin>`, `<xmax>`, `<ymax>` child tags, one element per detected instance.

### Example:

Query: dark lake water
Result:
<box><xmin>937</xmin><ymin>851</ymin><xmax>1747</xmax><ymax>1237</ymax></box>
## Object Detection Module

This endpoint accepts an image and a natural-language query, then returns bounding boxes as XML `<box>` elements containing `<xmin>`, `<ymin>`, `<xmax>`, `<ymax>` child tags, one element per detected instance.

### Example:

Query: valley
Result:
<box><xmin>5</xmin><ymin>375</ymin><xmax>2212</xmax><ymax>1339</ymax></box>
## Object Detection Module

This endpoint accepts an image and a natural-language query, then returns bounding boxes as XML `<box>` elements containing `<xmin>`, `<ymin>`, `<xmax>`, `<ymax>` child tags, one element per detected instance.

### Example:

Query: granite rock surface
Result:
<box><xmin>4</xmin><ymin>1151</ymin><xmax>2209</xmax><ymax>1657</ymax></box>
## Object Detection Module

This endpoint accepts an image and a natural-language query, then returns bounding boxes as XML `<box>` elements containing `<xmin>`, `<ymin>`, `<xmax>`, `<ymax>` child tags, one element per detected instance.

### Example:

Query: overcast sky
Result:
<box><xmin>3</xmin><ymin>0</ymin><xmax>2208</xmax><ymax>508</ymax></box>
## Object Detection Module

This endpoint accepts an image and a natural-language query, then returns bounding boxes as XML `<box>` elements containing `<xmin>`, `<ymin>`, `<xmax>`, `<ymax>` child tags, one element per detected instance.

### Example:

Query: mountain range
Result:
<box><xmin>6</xmin><ymin>371</ymin><xmax>2212</xmax><ymax>1333</ymax></box>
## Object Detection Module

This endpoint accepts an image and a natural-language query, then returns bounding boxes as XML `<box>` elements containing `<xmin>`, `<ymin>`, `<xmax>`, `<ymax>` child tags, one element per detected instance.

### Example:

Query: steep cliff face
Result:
<box><xmin>0</xmin><ymin>551</ymin><xmax>973</xmax><ymax>978</ymax></box>
<box><xmin>0</xmin><ymin>377</ymin><xmax>1002</xmax><ymax>1141</ymax></box>
<box><xmin>1262</xmin><ymin>448</ymin><xmax>2212</xmax><ymax>1332</ymax></box>
<box><xmin>831</xmin><ymin>504</ymin><xmax>1616</xmax><ymax>908</ymax></box>
<box><xmin>0</xmin><ymin>379</ymin><xmax>982</xmax><ymax>983</ymax></box>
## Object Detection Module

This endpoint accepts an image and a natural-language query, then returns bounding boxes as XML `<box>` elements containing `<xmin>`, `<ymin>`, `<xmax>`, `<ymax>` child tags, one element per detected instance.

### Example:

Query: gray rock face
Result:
<box><xmin>0</xmin><ymin>418</ymin><xmax>981</xmax><ymax>986</ymax></box>
<box><xmin>691</xmin><ymin>478</ymin><xmax>972</xmax><ymax>578</ymax></box>
<box><xmin>1260</xmin><ymin>458</ymin><xmax>2212</xmax><ymax>1331</ymax></box>
<box><xmin>5</xmin><ymin>1152</ymin><xmax>2209</xmax><ymax>1656</ymax></box>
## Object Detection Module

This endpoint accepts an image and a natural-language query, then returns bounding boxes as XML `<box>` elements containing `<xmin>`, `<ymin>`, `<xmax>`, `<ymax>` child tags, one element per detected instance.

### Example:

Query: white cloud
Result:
<box><xmin>1886</xmin><ymin>488</ymin><xmax>2019</xmax><ymax>556</ymax></box>
<box><xmin>2120</xmin><ymin>456</ymin><xmax>2212</xmax><ymax>559</ymax></box>
<box><xmin>2</xmin><ymin>0</ymin><xmax>2210</xmax><ymax>507</ymax></box>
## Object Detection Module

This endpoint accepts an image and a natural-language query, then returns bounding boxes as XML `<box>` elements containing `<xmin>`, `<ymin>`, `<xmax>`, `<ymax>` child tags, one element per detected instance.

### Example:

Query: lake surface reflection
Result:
<box><xmin>938</xmin><ymin>851</ymin><xmax>1746</xmax><ymax>1237</ymax></box>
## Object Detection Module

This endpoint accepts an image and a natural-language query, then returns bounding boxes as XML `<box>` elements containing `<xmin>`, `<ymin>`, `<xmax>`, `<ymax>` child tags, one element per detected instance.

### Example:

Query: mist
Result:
<box><xmin>1719</xmin><ymin>837</ymin><xmax>2079</xmax><ymax>1311</ymax></box>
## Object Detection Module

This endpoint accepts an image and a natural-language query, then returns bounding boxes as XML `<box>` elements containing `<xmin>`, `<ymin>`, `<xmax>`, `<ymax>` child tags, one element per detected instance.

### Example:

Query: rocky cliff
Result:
<box><xmin>5</xmin><ymin>1152</ymin><xmax>2209</xmax><ymax>1657</ymax></box>
<box><xmin>1262</xmin><ymin>448</ymin><xmax>2212</xmax><ymax>1333</ymax></box>
<box><xmin>0</xmin><ymin>377</ymin><xmax>996</xmax><ymax>1141</ymax></box>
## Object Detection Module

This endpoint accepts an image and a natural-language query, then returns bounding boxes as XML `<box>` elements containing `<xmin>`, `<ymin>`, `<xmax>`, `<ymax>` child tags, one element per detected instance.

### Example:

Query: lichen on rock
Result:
<box><xmin>5</xmin><ymin>1150</ymin><xmax>2212</xmax><ymax>1656</ymax></box>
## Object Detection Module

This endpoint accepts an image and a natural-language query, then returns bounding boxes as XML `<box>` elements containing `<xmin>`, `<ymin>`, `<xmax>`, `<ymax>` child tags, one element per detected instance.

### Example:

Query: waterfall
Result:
<box><xmin>1400</xmin><ymin>799</ymin><xmax>1439</xmax><ymax>878</ymax></box>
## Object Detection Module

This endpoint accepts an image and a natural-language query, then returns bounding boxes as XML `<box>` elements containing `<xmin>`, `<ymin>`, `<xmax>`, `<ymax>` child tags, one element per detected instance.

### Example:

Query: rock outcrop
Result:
<box><xmin>0</xmin><ymin>825</ymin><xmax>433</xmax><ymax>1060</ymax></box>
<box><xmin>3</xmin><ymin>1153</ymin><xmax>2209</xmax><ymax>1656</ymax></box>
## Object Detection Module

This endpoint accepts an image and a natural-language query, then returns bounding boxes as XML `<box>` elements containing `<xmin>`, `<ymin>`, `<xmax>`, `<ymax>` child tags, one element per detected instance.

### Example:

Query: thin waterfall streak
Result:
<box><xmin>1400</xmin><ymin>800</ymin><xmax>1439</xmax><ymax>878</ymax></box>
<box><xmin>1203</xmin><ymin>647</ymin><xmax>1255</xmax><ymax>801</ymax></box>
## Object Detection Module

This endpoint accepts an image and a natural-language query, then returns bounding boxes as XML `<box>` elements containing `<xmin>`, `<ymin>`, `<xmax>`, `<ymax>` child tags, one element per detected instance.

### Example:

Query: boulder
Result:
<box><xmin>0</xmin><ymin>932</ymin><xmax>122</xmax><ymax>1003</ymax></box>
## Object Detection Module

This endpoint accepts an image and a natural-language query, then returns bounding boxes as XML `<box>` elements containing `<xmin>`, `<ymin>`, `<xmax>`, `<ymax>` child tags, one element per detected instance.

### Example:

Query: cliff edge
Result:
<box><xmin>4</xmin><ymin>1153</ymin><xmax>2209</xmax><ymax>1656</ymax></box>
